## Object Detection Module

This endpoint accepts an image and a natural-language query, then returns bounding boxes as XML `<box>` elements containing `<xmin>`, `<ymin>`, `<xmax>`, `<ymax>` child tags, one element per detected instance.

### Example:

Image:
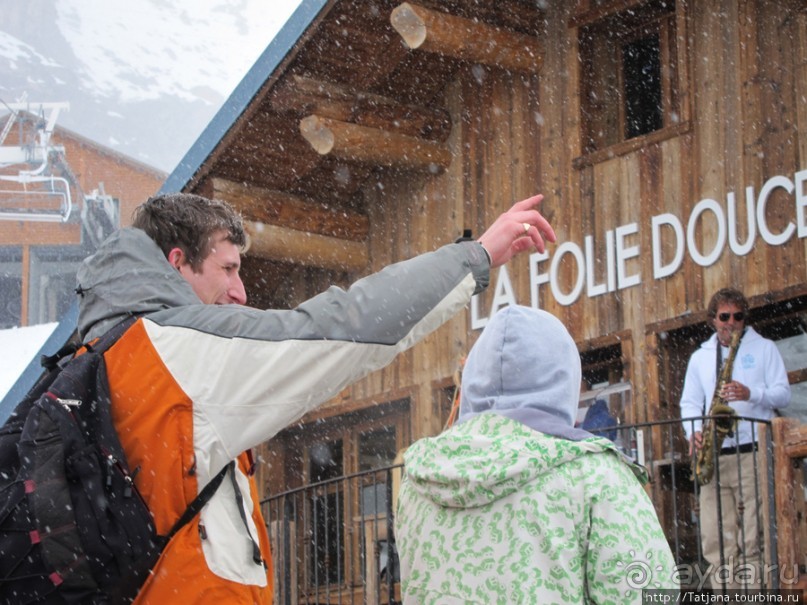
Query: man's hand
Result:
<box><xmin>689</xmin><ymin>431</ymin><xmax>703</xmax><ymax>456</ymax></box>
<box><xmin>720</xmin><ymin>380</ymin><xmax>749</xmax><ymax>402</ymax></box>
<box><xmin>477</xmin><ymin>194</ymin><xmax>556</xmax><ymax>268</ymax></box>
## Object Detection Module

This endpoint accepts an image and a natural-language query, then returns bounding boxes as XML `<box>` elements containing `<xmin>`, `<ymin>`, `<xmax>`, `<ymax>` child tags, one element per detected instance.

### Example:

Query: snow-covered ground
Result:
<box><xmin>0</xmin><ymin>323</ymin><xmax>57</xmax><ymax>401</ymax></box>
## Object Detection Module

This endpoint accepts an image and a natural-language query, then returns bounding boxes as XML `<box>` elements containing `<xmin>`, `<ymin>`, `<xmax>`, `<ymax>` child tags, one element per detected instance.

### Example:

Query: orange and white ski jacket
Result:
<box><xmin>75</xmin><ymin>227</ymin><xmax>491</xmax><ymax>604</ymax></box>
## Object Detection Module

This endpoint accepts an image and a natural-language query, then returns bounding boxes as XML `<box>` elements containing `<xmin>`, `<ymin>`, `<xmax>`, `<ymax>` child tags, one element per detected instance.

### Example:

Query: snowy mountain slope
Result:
<box><xmin>0</xmin><ymin>0</ymin><xmax>300</xmax><ymax>172</ymax></box>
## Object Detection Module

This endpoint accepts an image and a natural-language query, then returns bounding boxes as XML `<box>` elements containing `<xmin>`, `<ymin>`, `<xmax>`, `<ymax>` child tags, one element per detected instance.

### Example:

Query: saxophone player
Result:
<box><xmin>680</xmin><ymin>288</ymin><xmax>791</xmax><ymax>590</ymax></box>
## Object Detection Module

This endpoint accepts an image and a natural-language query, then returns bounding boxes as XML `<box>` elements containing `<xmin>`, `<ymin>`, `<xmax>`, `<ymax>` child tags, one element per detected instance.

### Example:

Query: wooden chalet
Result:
<box><xmin>159</xmin><ymin>0</ymin><xmax>807</xmax><ymax>599</ymax></box>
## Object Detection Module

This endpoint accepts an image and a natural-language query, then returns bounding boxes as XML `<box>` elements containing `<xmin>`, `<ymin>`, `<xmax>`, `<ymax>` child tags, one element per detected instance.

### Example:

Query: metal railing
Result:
<box><xmin>264</xmin><ymin>466</ymin><xmax>401</xmax><ymax>605</ymax></box>
<box><xmin>596</xmin><ymin>416</ymin><xmax>777</xmax><ymax>592</ymax></box>
<box><xmin>263</xmin><ymin>416</ymin><xmax>779</xmax><ymax>602</ymax></box>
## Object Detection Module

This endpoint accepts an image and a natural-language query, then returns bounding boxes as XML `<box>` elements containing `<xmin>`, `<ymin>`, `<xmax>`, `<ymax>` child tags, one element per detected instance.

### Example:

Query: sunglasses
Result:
<box><xmin>717</xmin><ymin>312</ymin><xmax>745</xmax><ymax>322</ymax></box>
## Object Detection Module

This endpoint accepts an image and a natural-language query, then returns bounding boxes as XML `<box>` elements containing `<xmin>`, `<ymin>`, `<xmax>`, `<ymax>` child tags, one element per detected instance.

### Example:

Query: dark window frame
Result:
<box><xmin>0</xmin><ymin>247</ymin><xmax>23</xmax><ymax>329</ymax></box>
<box><xmin>579</xmin><ymin>338</ymin><xmax>632</xmax><ymax>440</ymax></box>
<box><xmin>279</xmin><ymin>399</ymin><xmax>411</xmax><ymax>592</ymax></box>
<box><xmin>578</xmin><ymin>0</ymin><xmax>681</xmax><ymax>156</ymax></box>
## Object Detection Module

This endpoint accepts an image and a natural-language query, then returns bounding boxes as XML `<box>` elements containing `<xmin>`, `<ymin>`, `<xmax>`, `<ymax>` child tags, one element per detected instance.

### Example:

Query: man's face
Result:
<box><xmin>713</xmin><ymin>301</ymin><xmax>745</xmax><ymax>347</ymax></box>
<box><xmin>174</xmin><ymin>232</ymin><xmax>247</xmax><ymax>305</ymax></box>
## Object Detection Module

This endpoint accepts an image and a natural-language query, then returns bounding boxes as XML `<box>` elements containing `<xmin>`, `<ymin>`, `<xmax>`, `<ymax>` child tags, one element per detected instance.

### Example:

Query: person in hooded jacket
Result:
<box><xmin>581</xmin><ymin>398</ymin><xmax>618</xmax><ymax>443</ymax></box>
<box><xmin>395</xmin><ymin>305</ymin><xmax>677</xmax><ymax>604</ymax></box>
<box><xmin>74</xmin><ymin>192</ymin><xmax>555</xmax><ymax>604</ymax></box>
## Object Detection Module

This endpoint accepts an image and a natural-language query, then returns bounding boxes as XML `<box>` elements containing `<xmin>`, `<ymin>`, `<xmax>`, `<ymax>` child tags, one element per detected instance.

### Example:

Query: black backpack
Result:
<box><xmin>0</xmin><ymin>317</ymin><xmax>229</xmax><ymax>604</ymax></box>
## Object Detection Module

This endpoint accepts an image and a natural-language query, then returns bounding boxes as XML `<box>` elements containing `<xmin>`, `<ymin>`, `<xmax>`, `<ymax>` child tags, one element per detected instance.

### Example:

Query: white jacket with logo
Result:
<box><xmin>679</xmin><ymin>326</ymin><xmax>790</xmax><ymax>447</ymax></box>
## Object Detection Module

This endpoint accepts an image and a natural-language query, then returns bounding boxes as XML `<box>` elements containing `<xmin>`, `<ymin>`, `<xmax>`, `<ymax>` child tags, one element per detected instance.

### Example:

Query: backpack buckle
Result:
<box><xmin>56</xmin><ymin>398</ymin><xmax>81</xmax><ymax>410</ymax></box>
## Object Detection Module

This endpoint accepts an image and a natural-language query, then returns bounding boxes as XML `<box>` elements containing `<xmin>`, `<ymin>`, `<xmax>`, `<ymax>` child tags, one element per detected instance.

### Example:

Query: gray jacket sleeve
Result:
<box><xmin>144</xmin><ymin>241</ymin><xmax>490</xmax><ymax>459</ymax></box>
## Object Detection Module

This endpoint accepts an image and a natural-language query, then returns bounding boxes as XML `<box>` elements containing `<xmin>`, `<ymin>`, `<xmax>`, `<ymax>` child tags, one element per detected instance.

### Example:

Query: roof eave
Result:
<box><xmin>159</xmin><ymin>0</ymin><xmax>331</xmax><ymax>195</ymax></box>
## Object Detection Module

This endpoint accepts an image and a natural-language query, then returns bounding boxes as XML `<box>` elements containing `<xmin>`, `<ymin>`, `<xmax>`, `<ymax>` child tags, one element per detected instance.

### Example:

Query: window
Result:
<box><xmin>29</xmin><ymin>246</ymin><xmax>86</xmax><ymax>325</ymax></box>
<box><xmin>307</xmin><ymin>439</ymin><xmax>345</xmax><ymax>585</ymax></box>
<box><xmin>358</xmin><ymin>426</ymin><xmax>397</xmax><ymax>517</ymax></box>
<box><xmin>0</xmin><ymin>248</ymin><xmax>22</xmax><ymax>328</ymax></box>
<box><xmin>303</xmin><ymin>418</ymin><xmax>403</xmax><ymax>587</ymax></box>
<box><xmin>274</xmin><ymin>399</ymin><xmax>410</xmax><ymax>597</ymax></box>
<box><xmin>754</xmin><ymin>296</ymin><xmax>807</xmax><ymax>424</ymax></box>
<box><xmin>0</xmin><ymin>245</ymin><xmax>85</xmax><ymax>328</ymax></box>
<box><xmin>578</xmin><ymin>338</ymin><xmax>637</xmax><ymax>459</ymax></box>
<box><xmin>623</xmin><ymin>33</ymin><xmax>662</xmax><ymax>138</ymax></box>
<box><xmin>579</xmin><ymin>0</ymin><xmax>680</xmax><ymax>154</ymax></box>
<box><xmin>358</xmin><ymin>427</ymin><xmax>397</xmax><ymax>473</ymax></box>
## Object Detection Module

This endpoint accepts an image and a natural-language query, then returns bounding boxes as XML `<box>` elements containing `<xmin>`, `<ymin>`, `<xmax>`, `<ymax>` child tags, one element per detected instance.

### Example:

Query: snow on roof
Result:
<box><xmin>0</xmin><ymin>323</ymin><xmax>58</xmax><ymax>401</ymax></box>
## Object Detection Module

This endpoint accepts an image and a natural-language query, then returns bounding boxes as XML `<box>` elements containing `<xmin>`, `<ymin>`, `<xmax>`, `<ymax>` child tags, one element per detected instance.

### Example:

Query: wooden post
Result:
<box><xmin>771</xmin><ymin>416</ymin><xmax>805</xmax><ymax>591</ymax></box>
<box><xmin>269</xmin><ymin>518</ymin><xmax>297</xmax><ymax>604</ymax></box>
<box><xmin>390</xmin><ymin>2</ymin><xmax>543</xmax><ymax>73</ymax></box>
<box><xmin>245</xmin><ymin>221</ymin><xmax>369</xmax><ymax>273</ymax></box>
<box><xmin>271</xmin><ymin>75</ymin><xmax>452</xmax><ymax>142</ymax></box>
<box><xmin>758</xmin><ymin>423</ymin><xmax>775</xmax><ymax>586</ymax></box>
<box><xmin>211</xmin><ymin>177</ymin><xmax>370</xmax><ymax>241</ymax></box>
<box><xmin>300</xmin><ymin>115</ymin><xmax>453</xmax><ymax>171</ymax></box>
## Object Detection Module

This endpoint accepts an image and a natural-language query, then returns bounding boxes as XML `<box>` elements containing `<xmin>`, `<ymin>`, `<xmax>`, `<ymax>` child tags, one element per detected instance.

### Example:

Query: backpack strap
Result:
<box><xmin>164</xmin><ymin>461</ymin><xmax>232</xmax><ymax>544</ymax></box>
<box><xmin>85</xmin><ymin>320</ymin><xmax>248</xmax><ymax>588</ymax></box>
<box><xmin>94</xmin><ymin>316</ymin><xmax>234</xmax><ymax>561</ymax></box>
<box><xmin>108</xmin><ymin>461</ymin><xmax>233</xmax><ymax>602</ymax></box>
<box><xmin>40</xmin><ymin>341</ymin><xmax>80</xmax><ymax>371</ymax></box>
<box><xmin>85</xmin><ymin>314</ymin><xmax>140</xmax><ymax>354</ymax></box>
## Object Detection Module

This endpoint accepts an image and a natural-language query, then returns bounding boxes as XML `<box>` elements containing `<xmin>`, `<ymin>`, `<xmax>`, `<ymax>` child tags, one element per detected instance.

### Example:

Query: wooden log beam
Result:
<box><xmin>300</xmin><ymin>115</ymin><xmax>452</xmax><ymax>171</ymax></box>
<box><xmin>390</xmin><ymin>2</ymin><xmax>543</xmax><ymax>74</ymax></box>
<box><xmin>210</xmin><ymin>177</ymin><xmax>369</xmax><ymax>241</ymax></box>
<box><xmin>270</xmin><ymin>75</ymin><xmax>452</xmax><ymax>142</ymax></box>
<box><xmin>244</xmin><ymin>221</ymin><xmax>368</xmax><ymax>273</ymax></box>
<box><xmin>783</xmin><ymin>423</ymin><xmax>807</xmax><ymax>459</ymax></box>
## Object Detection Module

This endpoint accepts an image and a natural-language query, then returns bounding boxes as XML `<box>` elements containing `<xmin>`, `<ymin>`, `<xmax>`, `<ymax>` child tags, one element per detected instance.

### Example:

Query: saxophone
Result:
<box><xmin>693</xmin><ymin>329</ymin><xmax>742</xmax><ymax>486</ymax></box>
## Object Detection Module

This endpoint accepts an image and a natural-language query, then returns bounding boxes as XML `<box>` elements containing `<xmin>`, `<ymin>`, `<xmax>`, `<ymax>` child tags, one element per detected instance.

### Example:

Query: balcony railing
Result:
<box><xmin>263</xmin><ymin>416</ymin><xmax>780</xmax><ymax>603</ymax></box>
<box><xmin>265</xmin><ymin>465</ymin><xmax>401</xmax><ymax>605</ymax></box>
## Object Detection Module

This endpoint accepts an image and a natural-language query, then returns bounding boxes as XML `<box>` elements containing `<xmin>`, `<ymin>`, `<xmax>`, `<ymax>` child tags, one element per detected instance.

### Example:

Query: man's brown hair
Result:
<box><xmin>707</xmin><ymin>287</ymin><xmax>749</xmax><ymax>320</ymax></box>
<box><xmin>132</xmin><ymin>193</ymin><xmax>246</xmax><ymax>271</ymax></box>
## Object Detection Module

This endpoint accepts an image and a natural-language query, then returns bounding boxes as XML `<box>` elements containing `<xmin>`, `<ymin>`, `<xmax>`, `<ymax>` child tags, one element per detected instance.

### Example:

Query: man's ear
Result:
<box><xmin>167</xmin><ymin>247</ymin><xmax>185</xmax><ymax>270</ymax></box>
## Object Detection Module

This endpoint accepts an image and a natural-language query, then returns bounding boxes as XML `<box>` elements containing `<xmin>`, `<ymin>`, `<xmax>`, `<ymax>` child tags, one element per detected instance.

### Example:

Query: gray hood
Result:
<box><xmin>458</xmin><ymin>305</ymin><xmax>593</xmax><ymax>440</ymax></box>
<box><xmin>76</xmin><ymin>227</ymin><xmax>202</xmax><ymax>341</ymax></box>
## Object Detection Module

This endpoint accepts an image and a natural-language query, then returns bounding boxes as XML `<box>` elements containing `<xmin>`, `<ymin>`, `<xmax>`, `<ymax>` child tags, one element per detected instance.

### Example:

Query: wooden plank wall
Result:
<box><xmin>282</xmin><ymin>0</ymin><xmax>807</xmax><ymax>440</ymax></box>
<box><xmin>355</xmin><ymin>66</ymin><xmax>548</xmax><ymax>440</ymax></box>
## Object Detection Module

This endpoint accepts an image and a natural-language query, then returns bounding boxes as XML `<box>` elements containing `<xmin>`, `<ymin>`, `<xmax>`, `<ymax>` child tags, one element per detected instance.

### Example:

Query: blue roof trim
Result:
<box><xmin>160</xmin><ymin>0</ymin><xmax>329</xmax><ymax>194</ymax></box>
<box><xmin>0</xmin><ymin>300</ymin><xmax>79</xmax><ymax>424</ymax></box>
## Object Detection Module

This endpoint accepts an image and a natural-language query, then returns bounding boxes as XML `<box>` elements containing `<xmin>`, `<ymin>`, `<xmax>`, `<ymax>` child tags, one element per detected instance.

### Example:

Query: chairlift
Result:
<box><xmin>0</xmin><ymin>101</ymin><xmax>72</xmax><ymax>222</ymax></box>
<box><xmin>0</xmin><ymin>174</ymin><xmax>72</xmax><ymax>222</ymax></box>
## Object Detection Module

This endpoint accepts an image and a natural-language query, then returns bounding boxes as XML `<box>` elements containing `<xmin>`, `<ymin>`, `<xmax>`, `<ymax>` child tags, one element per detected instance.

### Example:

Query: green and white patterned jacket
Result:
<box><xmin>395</xmin><ymin>306</ymin><xmax>678</xmax><ymax>604</ymax></box>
